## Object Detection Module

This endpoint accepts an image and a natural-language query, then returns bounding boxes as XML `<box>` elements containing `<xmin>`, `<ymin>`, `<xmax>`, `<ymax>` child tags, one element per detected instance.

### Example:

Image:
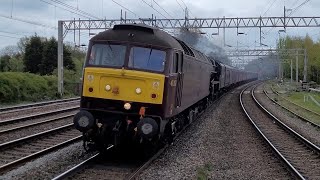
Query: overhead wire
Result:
<box><xmin>0</xmin><ymin>13</ymin><xmax>56</xmax><ymax>29</ymax></box>
<box><xmin>290</xmin><ymin>0</ymin><xmax>301</xmax><ymax>7</ymax></box>
<box><xmin>262</xmin><ymin>0</ymin><xmax>278</xmax><ymax>16</ymax></box>
<box><xmin>288</xmin><ymin>0</ymin><xmax>311</xmax><ymax>16</ymax></box>
<box><xmin>175</xmin><ymin>0</ymin><xmax>185</xmax><ymax>14</ymax></box>
<box><xmin>111</xmin><ymin>0</ymin><xmax>139</xmax><ymax>18</ymax></box>
<box><xmin>0</xmin><ymin>30</ymin><xmax>30</xmax><ymax>36</ymax></box>
<box><xmin>141</xmin><ymin>0</ymin><xmax>168</xmax><ymax>19</ymax></box>
<box><xmin>179</xmin><ymin>0</ymin><xmax>196</xmax><ymax>18</ymax></box>
<box><xmin>40</xmin><ymin>0</ymin><xmax>92</xmax><ymax>19</ymax></box>
<box><xmin>263</xmin><ymin>0</ymin><xmax>311</xmax><ymax>37</ymax></box>
<box><xmin>246</xmin><ymin>0</ymin><xmax>278</xmax><ymax>47</ymax></box>
<box><xmin>49</xmin><ymin>0</ymin><xmax>101</xmax><ymax>19</ymax></box>
<box><xmin>151</xmin><ymin>0</ymin><xmax>174</xmax><ymax>18</ymax></box>
<box><xmin>0</xmin><ymin>34</ymin><xmax>21</xmax><ymax>39</ymax></box>
<box><xmin>179</xmin><ymin>0</ymin><xmax>187</xmax><ymax>8</ymax></box>
<box><xmin>248</xmin><ymin>0</ymin><xmax>288</xmax><ymax>48</ymax></box>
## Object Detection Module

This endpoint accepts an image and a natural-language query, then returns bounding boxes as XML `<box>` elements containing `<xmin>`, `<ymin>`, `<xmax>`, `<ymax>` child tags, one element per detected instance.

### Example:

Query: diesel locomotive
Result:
<box><xmin>73</xmin><ymin>24</ymin><xmax>257</xmax><ymax>150</ymax></box>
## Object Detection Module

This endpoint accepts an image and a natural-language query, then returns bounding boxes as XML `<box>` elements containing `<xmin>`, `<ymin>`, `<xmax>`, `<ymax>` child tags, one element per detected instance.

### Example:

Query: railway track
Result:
<box><xmin>265</xmin><ymin>83</ymin><xmax>320</xmax><ymax>128</ymax></box>
<box><xmin>240</xmin><ymin>83</ymin><xmax>320</xmax><ymax>179</ymax></box>
<box><xmin>0</xmin><ymin>105</ymin><xmax>79</xmax><ymax>144</ymax></box>
<box><xmin>0</xmin><ymin>106</ymin><xmax>78</xmax><ymax>126</ymax></box>
<box><xmin>52</xmin><ymin>120</ymin><xmax>191</xmax><ymax>180</ymax></box>
<box><xmin>51</xmin><ymin>81</ymin><xmax>239</xmax><ymax>180</ymax></box>
<box><xmin>0</xmin><ymin>104</ymin><xmax>79</xmax><ymax>126</ymax></box>
<box><xmin>0</xmin><ymin>124</ymin><xmax>81</xmax><ymax>173</ymax></box>
<box><xmin>0</xmin><ymin>112</ymin><xmax>75</xmax><ymax>135</ymax></box>
<box><xmin>52</xmin><ymin>142</ymin><xmax>170</xmax><ymax>180</ymax></box>
<box><xmin>0</xmin><ymin>97</ymin><xmax>80</xmax><ymax>114</ymax></box>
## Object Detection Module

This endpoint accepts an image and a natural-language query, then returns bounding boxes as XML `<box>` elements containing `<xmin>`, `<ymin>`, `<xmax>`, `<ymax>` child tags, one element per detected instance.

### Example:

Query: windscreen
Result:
<box><xmin>128</xmin><ymin>47</ymin><xmax>166</xmax><ymax>72</ymax></box>
<box><xmin>88</xmin><ymin>43</ymin><xmax>126</xmax><ymax>67</ymax></box>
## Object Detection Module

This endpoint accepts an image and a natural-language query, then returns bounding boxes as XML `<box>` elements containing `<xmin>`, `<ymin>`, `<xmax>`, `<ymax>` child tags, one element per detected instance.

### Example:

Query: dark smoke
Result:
<box><xmin>244</xmin><ymin>54</ymin><xmax>278</xmax><ymax>79</ymax></box>
<box><xmin>175</xmin><ymin>29</ymin><xmax>231</xmax><ymax>65</ymax></box>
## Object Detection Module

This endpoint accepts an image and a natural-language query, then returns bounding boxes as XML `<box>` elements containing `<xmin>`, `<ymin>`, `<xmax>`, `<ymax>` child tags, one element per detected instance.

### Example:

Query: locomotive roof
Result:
<box><xmin>90</xmin><ymin>23</ymin><xmax>183</xmax><ymax>50</ymax></box>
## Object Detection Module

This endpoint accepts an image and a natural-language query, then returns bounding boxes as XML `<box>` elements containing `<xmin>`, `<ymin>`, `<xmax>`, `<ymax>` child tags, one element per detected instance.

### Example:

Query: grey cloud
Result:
<box><xmin>0</xmin><ymin>0</ymin><xmax>319</xmax><ymax>50</ymax></box>
<box><xmin>0</xmin><ymin>0</ymin><xmax>49</xmax><ymax>13</ymax></box>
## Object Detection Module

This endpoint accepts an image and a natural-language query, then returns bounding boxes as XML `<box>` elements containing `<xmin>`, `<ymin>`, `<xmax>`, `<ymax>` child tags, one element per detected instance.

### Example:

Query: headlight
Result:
<box><xmin>105</xmin><ymin>84</ymin><xmax>111</xmax><ymax>91</ymax></box>
<box><xmin>124</xmin><ymin>102</ymin><xmax>131</xmax><ymax>110</ymax></box>
<box><xmin>135</xmin><ymin>87</ymin><xmax>142</xmax><ymax>94</ymax></box>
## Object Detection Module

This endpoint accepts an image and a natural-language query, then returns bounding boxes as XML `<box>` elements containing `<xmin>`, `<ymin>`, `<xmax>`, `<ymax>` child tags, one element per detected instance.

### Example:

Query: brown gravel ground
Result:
<box><xmin>255</xmin><ymin>83</ymin><xmax>320</xmax><ymax>146</ymax></box>
<box><xmin>138</xmin><ymin>84</ymin><xmax>292</xmax><ymax>180</ymax></box>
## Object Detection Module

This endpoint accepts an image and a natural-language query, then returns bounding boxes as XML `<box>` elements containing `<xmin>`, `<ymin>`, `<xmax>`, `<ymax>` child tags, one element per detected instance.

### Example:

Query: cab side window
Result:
<box><xmin>172</xmin><ymin>52</ymin><xmax>179</xmax><ymax>73</ymax></box>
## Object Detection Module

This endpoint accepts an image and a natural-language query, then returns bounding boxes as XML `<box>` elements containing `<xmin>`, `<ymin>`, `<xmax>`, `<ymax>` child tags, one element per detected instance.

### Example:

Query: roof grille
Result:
<box><xmin>113</xmin><ymin>24</ymin><xmax>154</xmax><ymax>34</ymax></box>
<box><xmin>174</xmin><ymin>38</ymin><xmax>195</xmax><ymax>57</ymax></box>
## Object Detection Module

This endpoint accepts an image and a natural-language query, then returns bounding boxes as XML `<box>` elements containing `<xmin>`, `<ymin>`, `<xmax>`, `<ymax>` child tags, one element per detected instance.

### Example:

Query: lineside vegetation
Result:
<box><xmin>0</xmin><ymin>34</ymin><xmax>85</xmax><ymax>104</ymax></box>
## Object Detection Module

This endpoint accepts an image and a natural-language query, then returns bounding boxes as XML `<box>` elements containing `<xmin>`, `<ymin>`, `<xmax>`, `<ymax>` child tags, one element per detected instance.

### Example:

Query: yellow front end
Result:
<box><xmin>82</xmin><ymin>67</ymin><xmax>165</xmax><ymax>104</ymax></box>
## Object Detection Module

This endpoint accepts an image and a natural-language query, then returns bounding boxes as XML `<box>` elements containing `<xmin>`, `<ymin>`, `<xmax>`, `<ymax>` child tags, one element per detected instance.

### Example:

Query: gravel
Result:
<box><xmin>0</xmin><ymin>101</ymin><xmax>79</xmax><ymax>121</ymax></box>
<box><xmin>138</xmin><ymin>83</ymin><xmax>291</xmax><ymax>180</ymax></box>
<box><xmin>255</xmin><ymin>83</ymin><xmax>320</xmax><ymax>146</ymax></box>
<box><xmin>0</xmin><ymin>142</ymin><xmax>95</xmax><ymax>180</ymax></box>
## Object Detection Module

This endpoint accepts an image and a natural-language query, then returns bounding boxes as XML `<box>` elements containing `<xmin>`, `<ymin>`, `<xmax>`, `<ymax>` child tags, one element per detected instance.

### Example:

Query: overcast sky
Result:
<box><xmin>0</xmin><ymin>0</ymin><xmax>319</xmax><ymax>51</ymax></box>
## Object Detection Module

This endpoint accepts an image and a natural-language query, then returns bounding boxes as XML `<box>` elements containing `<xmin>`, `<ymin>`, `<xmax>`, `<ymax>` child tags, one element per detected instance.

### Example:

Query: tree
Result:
<box><xmin>40</xmin><ymin>37</ymin><xmax>57</xmax><ymax>75</ymax></box>
<box><xmin>0</xmin><ymin>55</ymin><xmax>10</xmax><ymax>72</ymax></box>
<box><xmin>39</xmin><ymin>37</ymin><xmax>75</xmax><ymax>75</ymax></box>
<box><xmin>63</xmin><ymin>45</ymin><xmax>76</xmax><ymax>71</ymax></box>
<box><xmin>277</xmin><ymin>35</ymin><xmax>320</xmax><ymax>84</ymax></box>
<box><xmin>17</xmin><ymin>37</ymin><xmax>30</xmax><ymax>54</ymax></box>
<box><xmin>23</xmin><ymin>35</ymin><xmax>43</xmax><ymax>73</ymax></box>
<box><xmin>8</xmin><ymin>55</ymin><xmax>24</xmax><ymax>72</ymax></box>
<box><xmin>0</xmin><ymin>45</ymin><xmax>20</xmax><ymax>57</ymax></box>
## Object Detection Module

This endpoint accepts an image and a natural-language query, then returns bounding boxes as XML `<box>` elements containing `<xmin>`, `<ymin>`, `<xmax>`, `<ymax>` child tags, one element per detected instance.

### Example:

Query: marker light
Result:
<box><xmin>124</xmin><ymin>102</ymin><xmax>131</xmax><ymax>110</ymax></box>
<box><xmin>151</xmin><ymin>93</ymin><xmax>157</xmax><ymax>99</ymax></box>
<box><xmin>105</xmin><ymin>85</ymin><xmax>111</xmax><ymax>91</ymax></box>
<box><xmin>135</xmin><ymin>88</ymin><xmax>142</xmax><ymax>94</ymax></box>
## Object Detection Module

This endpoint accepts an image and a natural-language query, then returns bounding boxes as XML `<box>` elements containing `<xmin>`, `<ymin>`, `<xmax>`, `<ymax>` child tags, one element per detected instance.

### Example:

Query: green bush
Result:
<box><xmin>0</xmin><ymin>72</ymin><xmax>59</xmax><ymax>103</ymax></box>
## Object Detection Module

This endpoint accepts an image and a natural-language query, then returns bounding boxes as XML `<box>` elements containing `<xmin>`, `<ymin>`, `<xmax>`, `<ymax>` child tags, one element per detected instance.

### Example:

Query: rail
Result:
<box><xmin>240</xmin><ymin>83</ymin><xmax>320</xmax><ymax>179</ymax></box>
<box><xmin>0</xmin><ymin>97</ymin><xmax>80</xmax><ymax>113</ymax></box>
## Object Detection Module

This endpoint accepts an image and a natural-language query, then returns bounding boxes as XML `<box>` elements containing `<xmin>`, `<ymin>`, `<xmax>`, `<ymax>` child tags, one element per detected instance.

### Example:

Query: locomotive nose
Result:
<box><xmin>137</xmin><ymin>117</ymin><xmax>159</xmax><ymax>139</ymax></box>
<box><xmin>73</xmin><ymin>110</ymin><xmax>95</xmax><ymax>132</ymax></box>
